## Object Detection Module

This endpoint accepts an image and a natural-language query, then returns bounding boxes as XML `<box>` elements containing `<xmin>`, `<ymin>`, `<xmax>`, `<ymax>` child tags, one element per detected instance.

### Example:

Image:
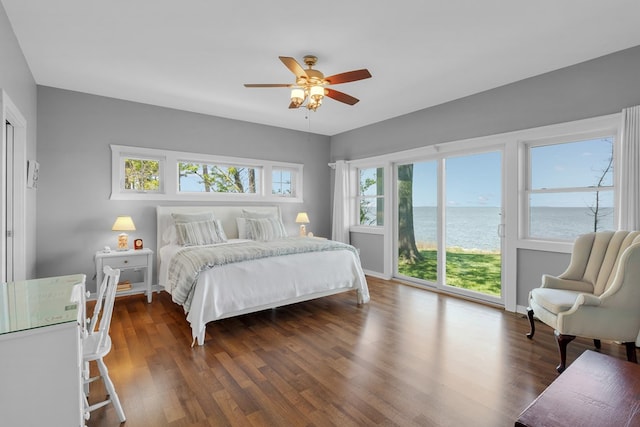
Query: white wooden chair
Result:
<box><xmin>82</xmin><ymin>265</ymin><xmax>126</xmax><ymax>422</ymax></box>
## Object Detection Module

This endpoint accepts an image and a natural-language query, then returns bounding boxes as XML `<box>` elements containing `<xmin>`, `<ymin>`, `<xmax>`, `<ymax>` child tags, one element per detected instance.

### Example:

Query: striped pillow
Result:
<box><xmin>245</xmin><ymin>218</ymin><xmax>287</xmax><ymax>241</ymax></box>
<box><xmin>175</xmin><ymin>219</ymin><xmax>227</xmax><ymax>246</ymax></box>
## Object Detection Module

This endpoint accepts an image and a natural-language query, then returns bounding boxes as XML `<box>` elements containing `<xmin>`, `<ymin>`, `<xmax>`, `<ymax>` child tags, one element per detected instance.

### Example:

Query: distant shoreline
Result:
<box><xmin>415</xmin><ymin>241</ymin><xmax>501</xmax><ymax>255</ymax></box>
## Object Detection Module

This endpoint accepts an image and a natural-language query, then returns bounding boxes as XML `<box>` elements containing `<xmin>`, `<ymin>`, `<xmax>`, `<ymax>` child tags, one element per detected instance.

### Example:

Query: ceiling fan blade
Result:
<box><xmin>325</xmin><ymin>88</ymin><xmax>360</xmax><ymax>105</ymax></box>
<box><xmin>244</xmin><ymin>83</ymin><xmax>293</xmax><ymax>88</ymax></box>
<box><xmin>325</xmin><ymin>69</ymin><xmax>372</xmax><ymax>85</ymax></box>
<box><xmin>279</xmin><ymin>56</ymin><xmax>308</xmax><ymax>78</ymax></box>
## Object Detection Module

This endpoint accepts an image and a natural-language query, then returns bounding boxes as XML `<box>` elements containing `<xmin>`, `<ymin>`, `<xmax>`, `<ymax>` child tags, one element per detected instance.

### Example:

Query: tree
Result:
<box><xmin>588</xmin><ymin>142</ymin><xmax>614</xmax><ymax>232</ymax></box>
<box><xmin>179</xmin><ymin>163</ymin><xmax>256</xmax><ymax>193</ymax></box>
<box><xmin>397</xmin><ymin>164</ymin><xmax>423</xmax><ymax>263</ymax></box>
<box><xmin>359</xmin><ymin>176</ymin><xmax>377</xmax><ymax>225</ymax></box>
<box><xmin>589</xmin><ymin>150</ymin><xmax>613</xmax><ymax>231</ymax></box>
<box><xmin>124</xmin><ymin>158</ymin><xmax>159</xmax><ymax>190</ymax></box>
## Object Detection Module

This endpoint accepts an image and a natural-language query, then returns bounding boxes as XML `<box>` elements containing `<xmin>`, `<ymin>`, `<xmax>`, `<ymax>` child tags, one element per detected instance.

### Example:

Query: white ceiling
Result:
<box><xmin>3</xmin><ymin>1</ymin><xmax>640</xmax><ymax>136</ymax></box>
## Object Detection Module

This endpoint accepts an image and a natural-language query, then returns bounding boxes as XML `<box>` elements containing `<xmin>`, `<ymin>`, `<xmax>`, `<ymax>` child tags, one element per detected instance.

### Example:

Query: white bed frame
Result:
<box><xmin>156</xmin><ymin>205</ymin><xmax>368</xmax><ymax>345</ymax></box>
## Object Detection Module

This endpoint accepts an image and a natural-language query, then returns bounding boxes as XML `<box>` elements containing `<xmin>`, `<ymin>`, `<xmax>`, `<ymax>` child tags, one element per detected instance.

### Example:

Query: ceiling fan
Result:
<box><xmin>244</xmin><ymin>55</ymin><xmax>372</xmax><ymax>111</ymax></box>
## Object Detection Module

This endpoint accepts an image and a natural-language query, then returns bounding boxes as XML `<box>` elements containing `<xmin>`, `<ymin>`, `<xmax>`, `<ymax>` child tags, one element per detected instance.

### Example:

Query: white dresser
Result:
<box><xmin>0</xmin><ymin>274</ymin><xmax>86</xmax><ymax>426</ymax></box>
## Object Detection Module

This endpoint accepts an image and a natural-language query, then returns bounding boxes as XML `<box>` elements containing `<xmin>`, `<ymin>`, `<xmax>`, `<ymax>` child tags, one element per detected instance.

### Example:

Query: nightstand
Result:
<box><xmin>95</xmin><ymin>248</ymin><xmax>154</xmax><ymax>303</ymax></box>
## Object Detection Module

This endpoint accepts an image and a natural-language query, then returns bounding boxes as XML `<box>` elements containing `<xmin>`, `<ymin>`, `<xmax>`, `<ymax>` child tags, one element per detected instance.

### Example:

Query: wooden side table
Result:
<box><xmin>95</xmin><ymin>248</ymin><xmax>154</xmax><ymax>303</ymax></box>
<box><xmin>515</xmin><ymin>350</ymin><xmax>640</xmax><ymax>426</ymax></box>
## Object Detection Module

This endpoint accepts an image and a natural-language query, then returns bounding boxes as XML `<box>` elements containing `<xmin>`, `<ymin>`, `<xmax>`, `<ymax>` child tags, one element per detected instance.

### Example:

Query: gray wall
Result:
<box><xmin>0</xmin><ymin>4</ymin><xmax>38</xmax><ymax>278</ymax></box>
<box><xmin>517</xmin><ymin>249</ymin><xmax>570</xmax><ymax>306</ymax></box>
<box><xmin>36</xmin><ymin>86</ymin><xmax>331</xmax><ymax>292</ymax></box>
<box><xmin>350</xmin><ymin>232</ymin><xmax>384</xmax><ymax>273</ymax></box>
<box><xmin>331</xmin><ymin>45</ymin><xmax>640</xmax><ymax>303</ymax></box>
<box><xmin>331</xmin><ymin>45</ymin><xmax>640</xmax><ymax>160</ymax></box>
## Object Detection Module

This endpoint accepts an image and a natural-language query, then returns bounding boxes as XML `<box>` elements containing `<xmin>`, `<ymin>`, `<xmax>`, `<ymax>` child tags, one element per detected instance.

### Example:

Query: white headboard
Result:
<box><xmin>156</xmin><ymin>205</ymin><xmax>281</xmax><ymax>252</ymax></box>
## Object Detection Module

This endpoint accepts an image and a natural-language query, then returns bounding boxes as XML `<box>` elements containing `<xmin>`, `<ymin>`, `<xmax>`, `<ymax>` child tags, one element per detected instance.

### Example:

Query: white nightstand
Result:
<box><xmin>95</xmin><ymin>248</ymin><xmax>154</xmax><ymax>303</ymax></box>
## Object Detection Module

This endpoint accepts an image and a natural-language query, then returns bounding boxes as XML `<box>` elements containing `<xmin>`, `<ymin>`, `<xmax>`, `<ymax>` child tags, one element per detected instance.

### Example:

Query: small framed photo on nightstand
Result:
<box><xmin>134</xmin><ymin>238</ymin><xmax>143</xmax><ymax>250</ymax></box>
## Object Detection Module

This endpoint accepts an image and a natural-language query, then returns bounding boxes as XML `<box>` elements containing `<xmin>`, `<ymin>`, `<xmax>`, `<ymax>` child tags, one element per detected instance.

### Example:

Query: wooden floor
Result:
<box><xmin>86</xmin><ymin>277</ymin><xmax>632</xmax><ymax>427</ymax></box>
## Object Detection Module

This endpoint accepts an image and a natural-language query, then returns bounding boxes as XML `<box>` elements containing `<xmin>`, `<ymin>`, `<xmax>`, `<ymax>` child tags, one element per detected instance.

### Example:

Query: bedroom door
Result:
<box><xmin>1</xmin><ymin>120</ymin><xmax>14</xmax><ymax>281</ymax></box>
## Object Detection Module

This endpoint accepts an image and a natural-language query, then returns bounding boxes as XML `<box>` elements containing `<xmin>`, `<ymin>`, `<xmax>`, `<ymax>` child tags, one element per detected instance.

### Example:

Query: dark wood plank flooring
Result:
<box><xmin>86</xmin><ymin>277</ymin><xmax>632</xmax><ymax>426</ymax></box>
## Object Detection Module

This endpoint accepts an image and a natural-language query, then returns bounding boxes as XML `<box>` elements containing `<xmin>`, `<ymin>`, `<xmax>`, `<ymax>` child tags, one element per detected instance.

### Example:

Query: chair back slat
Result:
<box><xmin>87</xmin><ymin>266</ymin><xmax>120</xmax><ymax>349</ymax></box>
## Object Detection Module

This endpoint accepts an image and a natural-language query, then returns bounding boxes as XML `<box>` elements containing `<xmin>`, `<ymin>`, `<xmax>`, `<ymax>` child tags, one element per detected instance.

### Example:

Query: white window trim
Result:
<box><xmin>518</xmin><ymin>126</ymin><xmax>619</xmax><ymax>250</ymax></box>
<box><xmin>342</xmin><ymin>112</ymin><xmax>621</xmax><ymax>313</ymax></box>
<box><xmin>351</xmin><ymin>162</ymin><xmax>387</xmax><ymax>233</ymax></box>
<box><xmin>110</xmin><ymin>145</ymin><xmax>304</xmax><ymax>203</ymax></box>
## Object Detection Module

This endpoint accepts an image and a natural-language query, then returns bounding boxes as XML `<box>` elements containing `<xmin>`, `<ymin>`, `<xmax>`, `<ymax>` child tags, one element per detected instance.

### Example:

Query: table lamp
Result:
<box><xmin>295</xmin><ymin>212</ymin><xmax>310</xmax><ymax>237</ymax></box>
<box><xmin>112</xmin><ymin>215</ymin><xmax>136</xmax><ymax>250</ymax></box>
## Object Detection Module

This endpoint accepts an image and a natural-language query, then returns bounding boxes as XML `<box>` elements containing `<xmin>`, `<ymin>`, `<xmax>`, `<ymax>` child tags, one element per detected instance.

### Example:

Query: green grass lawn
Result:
<box><xmin>398</xmin><ymin>249</ymin><xmax>501</xmax><ymax>296</ymax></box>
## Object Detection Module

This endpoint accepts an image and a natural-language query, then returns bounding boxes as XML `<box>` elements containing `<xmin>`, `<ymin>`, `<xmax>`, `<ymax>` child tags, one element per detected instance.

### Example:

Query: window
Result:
<box><xmin>110</xmin><ymin>145</ymin><xmax>303</xmax><ymax>202</ymax></box>
<box><xmin>358</xmin><ymin>167</ymin><xmax>384</xmax><ymax>226</ymax></box>
<box><xmin>178</xmin><ymin>161</ymin><xmax>261</xmax><ymax>194</ymax></box>
<box><xmin>272</xmin><ymin>167</ymin><xmax>297</xmax><ymax>197</ymax></box>
<box><xmin>524</xmin><ymin>135</ymin><xmax>615</xmax><ymax>241</ymax></box>
<box><xmin>123</xmin><ymin>157</ymin><xmax>161</xmax><ymax>192</ymax></box>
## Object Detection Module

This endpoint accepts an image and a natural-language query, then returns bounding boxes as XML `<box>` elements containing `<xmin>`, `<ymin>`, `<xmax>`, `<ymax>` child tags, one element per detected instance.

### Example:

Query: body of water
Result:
<box><xmin>410</xmin><ymin>206</ymin><xmax>614</xmax><ymax>251</ymax></box>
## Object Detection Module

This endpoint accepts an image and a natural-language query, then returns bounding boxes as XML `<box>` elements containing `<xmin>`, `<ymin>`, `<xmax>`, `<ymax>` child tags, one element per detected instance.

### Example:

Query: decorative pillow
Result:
<box><xmin>175</xmin><ymin>219</ymin><xmax>226</xmax><ymax>246</ymax></box>
<box><xmin>241</xmin><ymin>209</ymin><xmax>278</xmax><ymax>239</ymax></box>
<box><xmin>170</xmin><ymin>212</ymin><xmax>227</xmax><ymax>246</ymax></box>
<box><xmin>245</xmin><ymin>217</ymin><xmax>287</xmax><ymax>241</ymax></box>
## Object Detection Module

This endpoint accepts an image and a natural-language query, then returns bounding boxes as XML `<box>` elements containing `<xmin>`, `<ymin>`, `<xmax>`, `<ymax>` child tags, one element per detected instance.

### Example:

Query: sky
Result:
<box><xmin>408</xmin><ymin>137</ymin><xmax>613</xmax><ymax>208</ymax></box>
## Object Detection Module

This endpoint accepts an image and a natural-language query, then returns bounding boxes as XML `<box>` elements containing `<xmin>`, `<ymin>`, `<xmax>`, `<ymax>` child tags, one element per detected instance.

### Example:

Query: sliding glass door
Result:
<box><xmin>396</xmin><ymin>150</ymin><xmax>503</xmax><ymax>301</ymax></box>
<box><xmin>397</xmin><ymin>161</ymin><xmax>438</xmax><ymax>282</ymax></box>
<box><xmin>444</xmin><ymin>152</ymin><xmax>502</xmax><ymax>297</ymax></box>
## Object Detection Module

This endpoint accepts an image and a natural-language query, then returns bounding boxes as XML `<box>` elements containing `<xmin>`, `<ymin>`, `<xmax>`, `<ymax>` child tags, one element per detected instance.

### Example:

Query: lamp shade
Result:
<box><xmin>295</xmin><ymin>212</ymin><xmax>310</xmax><ymax>224</ymax></box>
<box><xmin>309</xmin><ymin>85</ymin><xmax>324</xmax><ymax>99</ymax></box>
<box><xmin>291</xmin><ymin>88</ymin><xmax>305</xmax><ymax>104</ymax></box>
<box><xmin>112</xmin><ymin>216</ymin><xmax>136</xmax><ymax>231</ymax></box>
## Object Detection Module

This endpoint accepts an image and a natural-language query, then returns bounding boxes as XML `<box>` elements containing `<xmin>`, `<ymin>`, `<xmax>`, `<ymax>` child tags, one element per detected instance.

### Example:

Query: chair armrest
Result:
<box><xmin>541</xmin><ymin>274</ymin><xmax>594</xmax><ymax>292</ymax></box>
<box><xmin>574</xmin><ymin>293</ymin><xmax>601</xmax><ymax>307</ymax></box>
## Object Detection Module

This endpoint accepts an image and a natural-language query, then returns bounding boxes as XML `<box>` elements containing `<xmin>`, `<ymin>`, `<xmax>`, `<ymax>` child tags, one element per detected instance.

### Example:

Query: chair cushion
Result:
<box><xmin>530</xmin><ymin>288</ymin><xmax>580</xmax><ymax>315</ymax></box>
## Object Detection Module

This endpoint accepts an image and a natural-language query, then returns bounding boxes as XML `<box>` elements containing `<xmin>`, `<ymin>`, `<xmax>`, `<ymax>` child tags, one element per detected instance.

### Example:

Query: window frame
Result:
<box><xmin>271</xmin><ymin>166</ymin><xmax>298</xmax><ymax>198</ymax></box>
<box><xmin>520</xmin><ymin>130</ymin><xmax>617</xmax><ymax>244</ymax></box>
<box><xmin>357</xmin><ymin>166</ymin><xmax>385</xmax><ymax>227</ymax></box>
<box><xmin>121</xmin><ymin>154</ymin><xmax>164</xmax><ymax>194</ymax></box>
<box><xmin>110</xmin><ymin>145</ymin><xmax>303</xmax><ymax>202</ymax></box>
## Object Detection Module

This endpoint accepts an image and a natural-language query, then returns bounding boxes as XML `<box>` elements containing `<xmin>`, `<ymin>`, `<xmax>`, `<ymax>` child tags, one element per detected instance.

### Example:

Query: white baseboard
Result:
<box><xmin>363</xmin><ymin>269</ymin><xmax>391</xmax><ymax>280</ymax></box>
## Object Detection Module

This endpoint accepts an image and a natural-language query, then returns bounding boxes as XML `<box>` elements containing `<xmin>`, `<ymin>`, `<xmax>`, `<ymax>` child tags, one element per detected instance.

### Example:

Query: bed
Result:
<box><xmin>156</xmin><ymin>205</ymin><xmax>369</xmax><ymax>345</ymax></box>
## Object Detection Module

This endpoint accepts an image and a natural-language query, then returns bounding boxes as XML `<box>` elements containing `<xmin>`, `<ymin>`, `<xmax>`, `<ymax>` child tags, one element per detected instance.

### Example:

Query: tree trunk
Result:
<box><xmin>202</xmin><ymin>165</ymin><xmax>211</xmax><ymax>192</ymax></box>
<box><xmin>249</xmin><ymin>169</ymin><xmax>256</xmax><ymax>193</ymax></box>
<box><xmin>397</xmin><ymin>164</ymin><xmax>423</xmax><ymax>262</ymax></box>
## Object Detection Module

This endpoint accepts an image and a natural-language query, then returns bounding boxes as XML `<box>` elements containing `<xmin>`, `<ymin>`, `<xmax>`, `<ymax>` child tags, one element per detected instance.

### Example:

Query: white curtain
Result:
<box><xmin>331</xmin><ymin>160</ymin><xmax>351</xmax><ymax>243</ymax></box>
<box><xmin>618</xmin><ymin>105</ymin><xmax>640</xmax><ymax>231</ymax></box>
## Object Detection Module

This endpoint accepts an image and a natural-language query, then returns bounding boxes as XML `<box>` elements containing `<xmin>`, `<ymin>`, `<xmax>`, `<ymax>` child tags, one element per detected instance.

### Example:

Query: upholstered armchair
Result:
<box><xmin>526</xmin><ymin>231</ymin><xmax>640</xmax><ymax>372</ymax></box>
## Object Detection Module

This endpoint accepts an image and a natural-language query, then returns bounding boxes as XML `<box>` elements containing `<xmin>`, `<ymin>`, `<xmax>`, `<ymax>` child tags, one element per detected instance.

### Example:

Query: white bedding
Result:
<box><xmin>156</xmin><ymin>206</ymin><xmax>369</xmax><ymax>346</ymax></box>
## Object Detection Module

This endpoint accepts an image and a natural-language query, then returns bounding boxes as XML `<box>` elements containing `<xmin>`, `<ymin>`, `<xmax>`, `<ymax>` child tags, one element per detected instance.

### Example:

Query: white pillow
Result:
<box><xmin>242</xmin><ymin>209</ymin><xmax>275</xmax><ymax>217</ymax></box>
<box><xmin>214</xmin><ymin>219</ymin><xmax>228</xmax><ymax>242</ymax></box>
<box><xmin>162</xmin><ymin>224</ymin><xmax>178</xmax><ymax>245</ymax></box>
<box><xmin>245</xmin><ymin>217</ymin><xmax>287</xmax><ymax>241</ymax></box>
<box><xmin>236</xmin><ymin>217</ymin><xmax>248</xmax><ymax>239</ymax></box>
<box><xmin>172</xmin><ymin>212</ymin><xmax>215</xmax><ymax>223</ymax></box>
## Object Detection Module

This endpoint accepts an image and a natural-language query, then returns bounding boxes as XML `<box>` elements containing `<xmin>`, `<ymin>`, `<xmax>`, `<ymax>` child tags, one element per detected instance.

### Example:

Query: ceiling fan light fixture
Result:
<box><xmin>307</xmin><ymin>96</ymin><xmax>322</xmax><ymax>111</ymax></box>
<box><xmin>290</xmin><ymin>87</ymin><xmax>305</xmax><ymax>107</ymax></box>
<box><xmin>309</xmin><ymin>85</ymin><xmax>324</xmax><ymax>101</ymax></box>
<box><xmin>245</xmin><ymin>55</ymin><xmax>371</xmax><ymax>111</ymax></box>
